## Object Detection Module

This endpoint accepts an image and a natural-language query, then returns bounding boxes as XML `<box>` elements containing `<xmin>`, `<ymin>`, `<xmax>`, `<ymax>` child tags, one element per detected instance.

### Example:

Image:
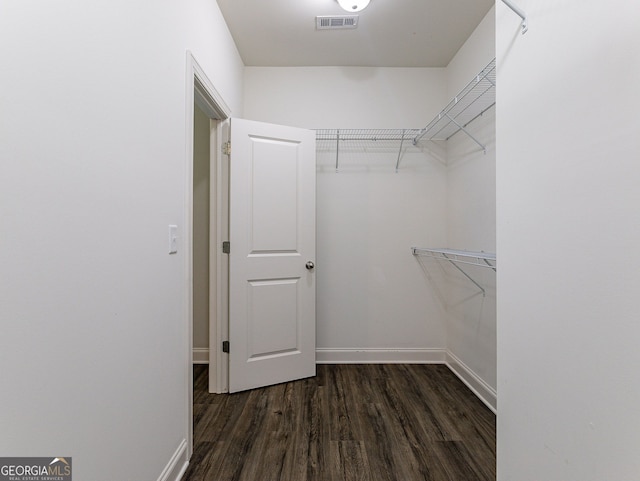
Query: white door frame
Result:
<box><xmin>185</xmin><ymin>51</ymin><xmax>231</xmax><ymax>458</ymax></box>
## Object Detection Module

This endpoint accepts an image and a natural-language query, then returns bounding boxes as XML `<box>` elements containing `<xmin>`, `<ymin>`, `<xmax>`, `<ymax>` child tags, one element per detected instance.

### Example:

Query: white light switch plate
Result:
<box><xmin>169</xmin><ymin>225</ymin><xmax>178</xmax><ymax>254</ymax></box>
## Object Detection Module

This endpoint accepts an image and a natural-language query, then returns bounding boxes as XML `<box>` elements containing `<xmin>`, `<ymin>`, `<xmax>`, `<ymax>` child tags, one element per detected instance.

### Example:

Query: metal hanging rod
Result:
<box><xmin>413</xmin><ymin>58</ymin><xmax>496</xmax><ymax>153</ymax></box>
<box><xmin>411</xmin><ymin>247</ymin><xmax>496</xmax><ymax>296</ymax></box>
<box><xmin>501</xmin><ymin>0</ymin><xmax>528</xmax><ymax>34</ymax></box>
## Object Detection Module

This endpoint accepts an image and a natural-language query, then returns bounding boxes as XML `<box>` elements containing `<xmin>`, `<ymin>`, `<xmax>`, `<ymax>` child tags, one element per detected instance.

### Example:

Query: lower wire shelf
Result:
<box><xmin>411</xmin><ymin>247</ymin><xmax>496</xmax><ymax>296</ymax></box>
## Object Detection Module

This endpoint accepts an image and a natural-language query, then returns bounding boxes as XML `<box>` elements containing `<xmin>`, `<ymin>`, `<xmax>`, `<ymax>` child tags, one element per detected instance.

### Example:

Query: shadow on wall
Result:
<box><xmin>413</xmin><ymin>255</ymin><xmax>493</xmax><ymax>310</ymax></box>
<box><xmin>315</xmin><ymin>144</ymin><xmax>446</xmax><ymax>174</ymax></box>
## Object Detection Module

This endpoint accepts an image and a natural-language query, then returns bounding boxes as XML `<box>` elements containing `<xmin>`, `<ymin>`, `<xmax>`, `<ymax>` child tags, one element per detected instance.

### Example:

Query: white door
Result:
<box><xmin>228</xmin><ymin>118</ymin><xmax>316</xmax><ymax>393</ymax></box>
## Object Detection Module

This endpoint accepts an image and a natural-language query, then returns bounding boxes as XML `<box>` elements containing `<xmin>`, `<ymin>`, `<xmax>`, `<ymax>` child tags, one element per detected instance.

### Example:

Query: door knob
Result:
<box><xmin>305</xmin><ymin>261</ymin><xmax>315</xmax><ymax>270</ymax></box>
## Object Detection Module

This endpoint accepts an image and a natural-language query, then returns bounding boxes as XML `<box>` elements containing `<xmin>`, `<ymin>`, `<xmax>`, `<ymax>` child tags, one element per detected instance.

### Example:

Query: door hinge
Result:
<box><xmin>222</xmin><ymin>241</ymin><xmax>230</xmax><ymax>254</ymax></box>
<box><xmin>222</xmin><ymin>141</ymin><xmax>231</xmax><ymax>156</ymax></box>
<box><xmin>222</xmin><ymin>341</ymin><xmax>230</xmax><ymax>353</ymax></box>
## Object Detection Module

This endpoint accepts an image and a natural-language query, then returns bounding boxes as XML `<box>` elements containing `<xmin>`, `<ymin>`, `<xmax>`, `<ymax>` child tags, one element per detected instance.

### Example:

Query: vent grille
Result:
<box><xmin>316</xmin><ymin>15</ymin><xmax>359</xmax><ymax>30</ymax></box>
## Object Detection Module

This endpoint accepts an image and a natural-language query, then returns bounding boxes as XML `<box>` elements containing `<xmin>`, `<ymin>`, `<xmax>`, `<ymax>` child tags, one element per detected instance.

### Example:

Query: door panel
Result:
<box><xmin>247</xmin><ymin>278</ymin><xmax>299</xmax><ymax>359</ymax></box>
<box><xmin>249</xmin><ymin>138</ymin><xmax>299</xmax><ymax>252</ymax></box>
<box><xmin>229</xmin><ymin>118</ymin><xmax>316</xmax><ymax>393</ymax></box>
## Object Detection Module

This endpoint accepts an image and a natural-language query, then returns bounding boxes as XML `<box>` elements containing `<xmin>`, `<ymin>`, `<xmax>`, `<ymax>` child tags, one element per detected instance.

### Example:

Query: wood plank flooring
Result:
<box><xmin>182</xmin><ymin>364</ymin><xmax>495</xmax><ymax>481</ymax></box>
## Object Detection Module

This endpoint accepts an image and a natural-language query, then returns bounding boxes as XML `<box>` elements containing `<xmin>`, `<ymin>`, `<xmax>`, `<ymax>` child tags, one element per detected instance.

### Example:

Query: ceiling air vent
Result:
<box><xmin>316</xmin><ymin>15</ymin><xmax>359</xmax><ymax>30</ymax></box>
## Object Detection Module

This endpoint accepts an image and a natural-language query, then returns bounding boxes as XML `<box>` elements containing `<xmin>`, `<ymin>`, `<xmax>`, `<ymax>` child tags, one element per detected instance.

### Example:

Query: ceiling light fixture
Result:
<box><xmin>337</xmin><ymin>0</ymin><xmax>370</xmax><ymax>13</ymax></box>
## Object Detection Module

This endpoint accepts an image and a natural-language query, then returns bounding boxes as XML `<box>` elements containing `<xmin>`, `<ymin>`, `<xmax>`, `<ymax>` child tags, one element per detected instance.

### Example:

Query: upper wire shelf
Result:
<box><xmin>316</xmin><ymin>128</ymin><xmax>423</xmax><ymax>172</ymax></box>
<box><xmin>315</xmin><ymin>58</ymin><xmax>496</xmax><ymax>170</ymax></box>
<box><xmin>413</xmin><ymin>58</ymin><xmax>496</xmax><ymax>153</ymax></box>
<box><xmin>316</xmin><ymin>128</ymin><xmax>422</xmax><ymax>143</ymax></box>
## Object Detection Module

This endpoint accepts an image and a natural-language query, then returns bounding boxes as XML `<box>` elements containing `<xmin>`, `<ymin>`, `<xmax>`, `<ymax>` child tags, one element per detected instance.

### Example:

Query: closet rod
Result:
<box><xmin>501</xmin><ymin>0</ymin><xmax>528</xmax><ymax>34</ymax></box>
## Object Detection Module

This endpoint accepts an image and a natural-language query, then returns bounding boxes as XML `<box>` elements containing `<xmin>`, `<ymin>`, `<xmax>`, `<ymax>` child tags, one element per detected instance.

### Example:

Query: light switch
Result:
<box><xmin>169</xmin><ymin>225</ymin><xmax>178</xmax><ymax>254</ymax></box>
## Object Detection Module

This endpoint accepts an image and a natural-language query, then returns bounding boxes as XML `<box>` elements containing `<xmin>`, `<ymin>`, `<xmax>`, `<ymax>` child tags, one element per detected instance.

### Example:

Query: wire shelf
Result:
<box><xmin>412</xmin><ymin>247</ymin><xmax>496</xmax><ymax>296</ymax></box>
<box><xmin>412</xmin><ymin>247</ymin><xmax>495</xmax><ymax>267</ymax></box>
<box><xmin>314</xmin><ymin>58</ymin><xmax>496</xmax><ymax>169</ymax></box>
<box><xmin>413</xmin><ymin>58</ymin><xmax>496</xmax><ymax>152</ymax></box>
<box><xmin>316</xmin><ymin>128</ymin><xmax>422</xmax><ymax>143</ymax></box>
<box><xmin>316</xmin><ymin>129</ymin><xmax>424</xmax><ymax>172</ymax></box>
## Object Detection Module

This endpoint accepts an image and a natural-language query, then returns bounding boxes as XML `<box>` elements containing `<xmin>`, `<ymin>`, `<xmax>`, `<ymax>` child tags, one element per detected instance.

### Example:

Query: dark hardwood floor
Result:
<box><xmin>183</xmin><ymin>364</ymin><xmax>495</xmax><ymax>481</ymax></box>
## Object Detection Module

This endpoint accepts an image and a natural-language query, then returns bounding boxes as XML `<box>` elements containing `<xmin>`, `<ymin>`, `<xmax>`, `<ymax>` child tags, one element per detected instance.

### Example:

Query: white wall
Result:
<box><xmin>444</xmin><ymin>7</ymin><xmax>497</xmax><ymax>401</ymax></box>
<box><xmin>244</xmin><ymin>68</ymin><xmax>450</xmax><ymax>358</ymax></box>
<box><xmin>193</xmin><ymin>106</ymin><xmax>210</xmax><ymax>352</ymax></box>
<box><xmin>0</xmin><ymin>1</ymin><xmax>243</xmax><ymax>480</ymax></box>
<box><xmin>447</xmin><ymin>6</ymin><xmax>496</xmax><ymax>97</ymax></box>
<box><xmin>244</xmin><ymin>67</ymin><xmax>447</xmax><ymax>129</ymax></box>
<box><xmin>497</xmin><ymin>1</ymin><xmax>640</xmax><ymax>479</ymax></box>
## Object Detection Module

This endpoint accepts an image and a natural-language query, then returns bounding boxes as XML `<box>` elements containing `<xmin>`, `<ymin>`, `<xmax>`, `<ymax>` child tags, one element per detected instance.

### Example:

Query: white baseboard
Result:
<box><xmin>315</xmin><ymin>348</ymin><xmax>496</xmax><ymax>413</ymax></box>
<box><xmin>445</xmin><ymin>351</ymin><xmax>497</xmax><ymax>414</ymax></box>
<box><xmin>192</xmin><ymin>345</ymin><xmax>495</xmax><ymax>412</ymax></box>
<box><xmin>192</xmin><ymin>348</ymin><xmax>209</xmax><ymax>364</ymax></box>
<box><xmin>316</xmin><ymin>348</ymin><xmax>446</xmax><ymax>364</ymax></box>
<box><xmin>157</xmin><ymin>439</ymin><xmax>188</xmax><ymax>481</ymax></box>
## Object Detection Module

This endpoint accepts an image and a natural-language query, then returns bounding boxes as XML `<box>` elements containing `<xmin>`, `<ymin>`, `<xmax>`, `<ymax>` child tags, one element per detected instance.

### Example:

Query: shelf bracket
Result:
<box><xmin>444</xmin><ymin>112</ymin><xmax>487</xmax><ymax>154</ymax></box>
<box><xmin>335</xmin><ymin>129</ymin><xmax>340</xmax><ymax>173</ymax></box>
<box><xmin>442</xmin><ymin>253</ymin><xmax>486</xmax><ymax>296</ymax></box>
<box><xmin>395</xmin><ymin>129</ymin><xmax>405</xmax><ymax>173</ymax></box>
<box><xmin>501</xmin><ymin>0</ymin><xmax>528</xmax><ymax>34</ymax></box>
<box><xmin>483</xmin><ymin>258</ymin><xmax>497</xmax><ymax>272</ymax></box>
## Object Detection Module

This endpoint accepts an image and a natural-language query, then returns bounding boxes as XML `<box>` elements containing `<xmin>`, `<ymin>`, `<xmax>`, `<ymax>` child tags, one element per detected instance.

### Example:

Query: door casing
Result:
<box><xmin>185</xmin><ymin>51</ymin><xmax>231</xmax><ymax>458</ymax></box>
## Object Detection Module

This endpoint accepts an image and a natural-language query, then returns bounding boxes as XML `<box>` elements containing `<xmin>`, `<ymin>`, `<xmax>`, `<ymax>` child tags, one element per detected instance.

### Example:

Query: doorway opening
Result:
<box><xmin>186</xmin><ymin>51</ymin><xmax>231</xmax><ymax>458</ymax></box>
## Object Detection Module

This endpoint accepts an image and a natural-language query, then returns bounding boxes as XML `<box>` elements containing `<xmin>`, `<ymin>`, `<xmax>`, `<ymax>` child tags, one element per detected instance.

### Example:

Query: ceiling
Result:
<box><xmin>216</xmin><ymin>0</ymin><xmax>494</xmax><ymax>68</ymax></box>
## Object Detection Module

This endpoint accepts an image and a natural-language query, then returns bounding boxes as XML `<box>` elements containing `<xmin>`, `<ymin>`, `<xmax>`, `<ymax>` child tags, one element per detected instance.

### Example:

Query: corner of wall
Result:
<box><xmin>441</xmin><ymin>4</ymin><xmax>497</xmax><ymax>398</ymax></box>
<box><xmin>446</xmin><ymin>5</ymin><xmax>496</xmax><ymax>96</ymax></box>
<box><xmin>446</xmin><ymin>351</ymin><xmax>497</xmax><ymax>413</ymax></box>
<box><xmin>157</xmin><ymin>440</ymin><xmax>189</xmax><ymax>481</ymax></box>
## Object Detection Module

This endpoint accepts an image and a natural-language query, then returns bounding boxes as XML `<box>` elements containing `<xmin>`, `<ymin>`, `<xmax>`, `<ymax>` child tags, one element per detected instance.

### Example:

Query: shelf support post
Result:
<box><xmin>444</xmin><ymin>113</ymin><xmax>487</xmax><ymax>154</ymax></box>
<box><xmin>501</xmin><ymin>0</ymin><xmax>528</xmax><ymax>34</ymax></box>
